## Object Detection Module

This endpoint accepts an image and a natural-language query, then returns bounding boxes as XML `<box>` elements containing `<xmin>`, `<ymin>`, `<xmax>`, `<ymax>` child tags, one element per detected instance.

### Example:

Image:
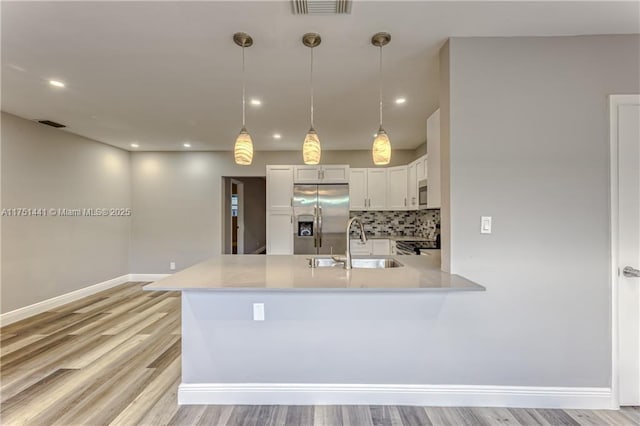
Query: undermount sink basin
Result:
<box><xmin>308</xmin><ymin>257</ymin><xmax>404</xmax><ymax>269</ymax></box>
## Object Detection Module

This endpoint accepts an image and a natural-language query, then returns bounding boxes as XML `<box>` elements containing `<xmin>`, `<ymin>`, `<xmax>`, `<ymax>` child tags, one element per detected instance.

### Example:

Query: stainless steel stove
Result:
<box><xmin>395</xmin><ymin>240</ymin><xmax>440</xmax><ymax>255</ymax></box>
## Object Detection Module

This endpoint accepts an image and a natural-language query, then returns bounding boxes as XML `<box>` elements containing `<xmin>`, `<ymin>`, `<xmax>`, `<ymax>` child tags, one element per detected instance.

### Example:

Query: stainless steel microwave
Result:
<box><xmin>418</xmin><ymin>179</ymin><xmax>428</xmax><ymax>208</ymax></box>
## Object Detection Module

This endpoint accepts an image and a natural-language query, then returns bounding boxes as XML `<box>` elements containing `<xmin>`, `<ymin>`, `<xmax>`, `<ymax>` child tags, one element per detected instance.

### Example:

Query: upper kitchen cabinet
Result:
<box><xmin>415</xmin><ymin>155</ymin><xmax>427</xmax><ymax>182</ymax></box>
<box><xmin>293</xmin><ymin>165</ymin><xmax>349</xmax><ymax>184</ymax></box>
<box><xmin>266</xmin><ymin>165</ymin><xmax>294</xmax><ymax>254</ymax></box>
<box><xmin>407</xmin><ymin>161</ymin><xmax>418</xmax><ymax>210</ymax></box>
<box><xmin>387</xmin><ymin>166</ymin><xmax>408</xmax><ymax>210</ymax></box>
<box><xmin>367</xmin><ymin>169</ymin><xmax>387</xmax><ymax>210</ymax></box>
<box><xmin>349</xmin><ymin>168</ymin><xmax>367</xmax><ymax>210</ymax></box>
<box><xmin>348</xmin><ymin>168</ymin><xmax>387</xmax><ymax>210</ymax></box>
<box><xmin>426</xmin><ymin>109</ymin><xmax>441</xmax><ymax>208</ymax></box>
<box><xmin>266</xmin><ymin>165</ymin><xmax>294</xmax><ymax>210</ymax></box>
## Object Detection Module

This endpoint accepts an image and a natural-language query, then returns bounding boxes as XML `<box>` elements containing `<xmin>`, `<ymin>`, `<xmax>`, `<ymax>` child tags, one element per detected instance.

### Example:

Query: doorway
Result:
<box><xmin>222</xmin><ymin>177</ymin><xmax>267</xmax><ymax>255</ymax></box>
<box><xmin>231</xmin><ymin>179</ymin><xmax>244</xmax><ymax>254</ymax></box>
<box><xmin>610</xmin><ymin>95</ymin><xmax>640</xmax><ymax>407</ymax></box>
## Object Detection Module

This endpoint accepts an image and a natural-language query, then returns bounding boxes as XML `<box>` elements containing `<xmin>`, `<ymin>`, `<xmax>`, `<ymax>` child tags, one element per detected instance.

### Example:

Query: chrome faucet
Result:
<box><xmin>343</xmin><ymin>216</ymin><xmax>367</xmax><ymax>270</ymax></box>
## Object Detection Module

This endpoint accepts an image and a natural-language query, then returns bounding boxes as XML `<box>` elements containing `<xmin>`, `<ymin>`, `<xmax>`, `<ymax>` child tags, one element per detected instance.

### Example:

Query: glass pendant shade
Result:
<box><xmin>303</xmin><ymin>128</ymin><xmax>321</xmax><ymax>165</ymax></box>
<box><xmin>234</xmin><ymin>127</ymin><xmax>254</xmax><ymax>165</ymax></box>
<box><xmin>372</xmin><ymin>127</ymin><xmax>391</xmax><ymax>165</ymax></box>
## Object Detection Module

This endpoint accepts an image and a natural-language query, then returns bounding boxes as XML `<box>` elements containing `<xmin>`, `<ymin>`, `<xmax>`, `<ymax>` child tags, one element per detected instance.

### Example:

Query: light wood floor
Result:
<box><xmin>1</xmin><ymin>282</ymin><xmax>638</xmax><ymax>426</ymax></box>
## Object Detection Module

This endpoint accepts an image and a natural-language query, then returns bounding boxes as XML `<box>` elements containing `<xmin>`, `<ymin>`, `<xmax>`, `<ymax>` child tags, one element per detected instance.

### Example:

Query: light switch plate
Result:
<box><xmin>169</xmin><ymin>262</ymin><xmax>176</xmax><ymax>270</ymax></box>
<box><xmin>481</xmin><ymin>216</ymin><xmax>492</xmax><ymax>234</ymax></box>
<box><xmin>253</xmin><ymin>303</ymin><xmax>265</xmax><ymax>321</ymax></box>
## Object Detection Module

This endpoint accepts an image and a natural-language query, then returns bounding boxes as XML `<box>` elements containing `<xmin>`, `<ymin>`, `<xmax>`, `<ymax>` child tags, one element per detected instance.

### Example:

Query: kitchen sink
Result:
<box><xmin>308</xmin><ymin>257</ymin><xmax>404</xmax><ymax>269</ymax></box>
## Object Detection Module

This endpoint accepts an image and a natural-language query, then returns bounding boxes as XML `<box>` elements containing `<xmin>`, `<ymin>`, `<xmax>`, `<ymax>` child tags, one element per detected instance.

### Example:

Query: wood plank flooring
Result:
<box><xmin>1</xmin><ymin>282</ymin><xmax>638</xmax><ymax>426</ymax></box>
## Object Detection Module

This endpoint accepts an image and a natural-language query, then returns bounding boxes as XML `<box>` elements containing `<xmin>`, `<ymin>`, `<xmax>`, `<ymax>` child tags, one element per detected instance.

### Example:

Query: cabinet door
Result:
<box><xmin>350</xmin><ymin>239</ymin><xmax>372</xmax><ymax>255</ymax></box>
<box><xmin>321</xmin><ymin>165</ymin><xmax>349</xmax><ymax>183</ymax></box>
<box><xmin>367</xmin><ymin>169</ymin><xmax>387</xmax><ymax>210</ymax></box>
<box><xmin>349</xmin><ymin>168</ymin><xmax>368</xmax><ymax>210</ymax></box>
<box><xmin>387</xmin><ymin>166</ymin><xmax>408</xmax><ymax>210</ymax></box>
<box><xmin>426</xmin><ymin>109</ymin><xmax>441</xmax><ymax>208</ymax></box>
<box><xmin>267</xmin><ymin>211</ymin><xmax>293</xmax><ymax>254</ymax></box>
<box><xmin>294</xmin><ymin>166</ymin><xmax>321</xmax><ymax>183</ymax></box>
<box><xmin>407</xmin><ymin>161</ymin><xmax>418</xmax><ymax>210</ymax></box>
<box><xmin>266</xmin><ymin>166</ymin><xmax>294</xmax><ymax>210</ymax></box>
<box><xmin>416</xmin><ymin>156</ymin><xmax>427</xmax><ymax>181</ymax></box>
<box><xmin>371</xmin><ymin>239</ymin><xmax>390</xmax><ymax>255</ymax></box>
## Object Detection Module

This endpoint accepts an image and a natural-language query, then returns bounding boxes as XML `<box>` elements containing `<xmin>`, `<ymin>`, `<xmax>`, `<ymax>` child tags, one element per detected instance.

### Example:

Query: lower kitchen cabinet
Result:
<box><xmin>266</xmin><ymin>211</ymin><xmax>293</xmax><ymax>254</ymax></box>
<box><xmin>349</xmin><ymin>239</ymin><xmax>391</xmax><ymax>255</ymax></box>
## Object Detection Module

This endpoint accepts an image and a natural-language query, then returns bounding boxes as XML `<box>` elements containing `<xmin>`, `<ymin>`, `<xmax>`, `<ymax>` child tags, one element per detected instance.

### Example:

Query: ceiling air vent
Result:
<box><xmin>37</xmin><ymin>120</ymin><xmax>66</xmax><ymax>128</ymax></box>
<box><xmin>292</xmin><ymin>0</ymin><xmax>352</xmax><ymax>14</ymax></box>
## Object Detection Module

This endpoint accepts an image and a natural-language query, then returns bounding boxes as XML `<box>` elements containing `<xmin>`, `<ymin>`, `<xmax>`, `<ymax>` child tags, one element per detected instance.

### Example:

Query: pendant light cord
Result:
<box><xmin>379</xmin><ymin>45</ymin><xmax>383</xmax><ymax>128</ymax></box>
<box><xmin>310</xmin><ymin>47</ymin><xmax>314</xmax><ymax>129</ymax></box>
<box><xmin>242</xmin><ymin>46</ymin><xmax>246</xmax><ymax>128</ymax></box>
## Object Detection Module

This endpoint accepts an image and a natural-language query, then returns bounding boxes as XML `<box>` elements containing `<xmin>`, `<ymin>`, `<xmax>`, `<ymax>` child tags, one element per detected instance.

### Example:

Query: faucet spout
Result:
<box><xmin>345</xmin><ymin>217</ymin><xmax>367</xmax><ymax>270</ymax></box>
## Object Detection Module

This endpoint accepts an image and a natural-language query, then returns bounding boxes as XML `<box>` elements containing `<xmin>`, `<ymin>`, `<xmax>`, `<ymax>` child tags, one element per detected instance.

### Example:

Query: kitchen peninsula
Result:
<box><xmin>145</xmin><ymin>253</ymin><xmax>484</xmax><ymax>405</ymax></box>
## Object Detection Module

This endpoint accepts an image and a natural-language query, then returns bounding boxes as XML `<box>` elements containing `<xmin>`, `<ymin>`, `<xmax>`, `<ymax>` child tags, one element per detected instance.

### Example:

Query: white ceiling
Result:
<box><xmin>2</xmin><ymin>1</ymin><xmax>638</xmax><ymax>151</ymax></box>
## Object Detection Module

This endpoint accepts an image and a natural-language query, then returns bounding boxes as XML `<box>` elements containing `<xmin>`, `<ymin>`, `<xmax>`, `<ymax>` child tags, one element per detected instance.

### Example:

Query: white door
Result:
<box><xmin>321</xmin><ymin>165</ymin><xmax>349</xmax><ymax>183</ymax></box>
<box><xmin>407</xmin><ymin>161</ymin><xmax>418</xmax><ymax>210</ymax></box>
<box><xmin>293</xmin><ymin>165</ymin><xmax>321</xmax><ymax>183</ymax></box>
<box><xmin>611</xmin><ymin>95</ymin><xmax>640</xmax><ymax>406</ymax></box>
<box><xmin>266</xmin><ymin>166</ymin><xmax>294</xmax><ymax>210</ymax></box>
<box><xmin>387</xmin><ymin>166</ymin><xmax>408</xmax><ymax>210</ymax></box>
<box><xmin>349</xmin><ymin>168</ymin><xmax>368</xmax><ymax>210</ymax></box>
<box><xmin>367</xmin><ymin>169</ymin><xmax>387</xmax><ymax>210</ymax></box>
<box><xmin>266</xmin><ymin>211</ymin><xmax>293</xmax><ymax>255</ymax></box>
<box><xmin>416</xmin><ymin>155</ymin><xmax>427</xmax><ymax>181</ymax></box>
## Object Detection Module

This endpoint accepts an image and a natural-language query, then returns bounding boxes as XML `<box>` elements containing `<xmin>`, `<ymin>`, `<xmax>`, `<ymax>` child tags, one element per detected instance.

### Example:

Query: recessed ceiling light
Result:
<box><xmin>395</xmin><ymin>97</ymin><xmax>406</xmax><ymax>104</ymax></box>
<box><xmin>49</xmin><ymin>80</ymin><xmax>65</xmax><ymax>88</ymax></box>
<box><xmin>250</xmin><ymin>99</ymin><xmax>262</xmax><ymax>106</ymax></box>
<box><xmin>130</xmin><ymin>143</ymin><xmax>139</xmax><ymax>148</ymax></box>
<box><xmin>183</xmin><ymin>143</ymin><xmax>191</xmax><ymax>148</ymax></box>
<box><xmin>273</xmin><ymin>133</ymin><xmax>281</xmax><ymax>139</ymax></box>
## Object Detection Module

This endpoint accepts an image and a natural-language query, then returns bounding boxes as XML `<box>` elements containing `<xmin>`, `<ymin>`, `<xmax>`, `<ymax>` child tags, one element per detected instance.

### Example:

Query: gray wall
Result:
<box><xmin>439</xmin><ymin>35</ymin><xmax>640</xmax><ymax>386</ymax></box>
<box><xmin>130</xmin><ymin>149</ymin><xmax>416</xmax><ymax>273</ymax></box>
<box><xmin>1</xmin><ymin>113</ymin><xmax>131</xmax><ymax>313</ymax></box>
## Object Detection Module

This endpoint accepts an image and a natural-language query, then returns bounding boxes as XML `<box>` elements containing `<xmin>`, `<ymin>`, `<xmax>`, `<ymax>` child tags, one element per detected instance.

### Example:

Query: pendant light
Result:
<box><xmin>371</xmin><ymin>32</ymin><xmax>392</xmax><ymax>165</ymax></box>
<box><xmin>233</xmin><ymin>32</ymin><xmax>254</xmax><ymax>165</ymax></box>
<box><xmin>302</xmin><ymin>33</ymin><xmax>322</xmax><ymax>165</ymax></box>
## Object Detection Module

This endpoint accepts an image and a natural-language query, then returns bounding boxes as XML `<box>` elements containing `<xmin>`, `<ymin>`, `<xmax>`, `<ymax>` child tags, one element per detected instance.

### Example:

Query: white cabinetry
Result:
<box><xmin>267</xmin><ymin>211</ymin><xmax>293</xmax><ymax>254</ymax></box>
<box><xmin>407</xmin><ymin>161</ymin><xmax>418</xmax><ymax>210</ymax></box>
<box><xmin>416</xmin><ymin>155</ymin><xmax>427</xmax><ymax>181</ymax></box>
<box><xmin>349</xmin><ymin>168</ymin><xmax>368</xmax><ymax>210</ymax></box>
<box><xmin>293</xmin><ymin>165</ymin><xmax>349</xmax><ymax>184</ymax></box>
<box><xmin>387</xmin><ymin>166</ymin><xmax>408</xmax><ymax>210</ymax></box>
<box><xmin>426</xmin><ymin>109</ymin><xmax>441</xmax><ymax>208</ymax></box>
<box><xmin>266</xmin><ymin>165</ymin><xmax>294</xmax><ymax>254</ymax></box>
<box><xmin>349</xmin><ymin>239</ymin><xmax>372</xmax><ymax>255</ymax></box>
<box><xmin>349</xmin><ymin>168</ymin><xmax>387</xmax><ymax>210</ymax></box>
<box><xmin>372</xmin><ymin>239</ymin><xmax>391</xmax><ymax>255</ymax></box>
<box><xmin>267</xmin><ymin>166</ymin><xmax>294</xmax><ymax>210</ymax></box>
<box><xmin>349</xmin><ymin>239</ymin><xmax>391</xmax><ymax>255</ymax></box>
<box><xmin>367</xmin><ymin>169</ymin><xmax>387</xmax><ymax>210</ymax></box>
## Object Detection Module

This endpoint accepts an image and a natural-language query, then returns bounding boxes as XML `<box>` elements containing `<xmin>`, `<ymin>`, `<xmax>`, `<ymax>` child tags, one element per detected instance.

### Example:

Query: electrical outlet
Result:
<box><xmin>481</xmin><ymin>216</ymin><xmax>492</xmax><ymax>234</ymax></box>
<box><xmin>253</xmin><ymin>303</ymin><xmax>265</xmax><ymax>321</ymax></box>
<box><xmin>170</xmin><ymin>262</ymin><xmax>176</xmax><ymax>270</ymax></box>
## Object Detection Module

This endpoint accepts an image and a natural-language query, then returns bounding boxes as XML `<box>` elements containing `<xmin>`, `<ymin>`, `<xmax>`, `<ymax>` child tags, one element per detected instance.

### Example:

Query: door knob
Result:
<box><xmin>623</xmin><ymin>266</ymin><xmax>640</xmax><ymax>278</ymax></box>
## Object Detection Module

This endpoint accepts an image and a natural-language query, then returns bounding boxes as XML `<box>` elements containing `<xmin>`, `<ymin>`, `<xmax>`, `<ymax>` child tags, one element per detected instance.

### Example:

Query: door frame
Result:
<box><xmin>609</xmin><ymin>94</ymin><xmax>640</xmax><ymax>408</ymax></box>
<box><xmin>231</xmin><ymin>179</ymin><xmax>244</xmax><ymax>255</ymax></box>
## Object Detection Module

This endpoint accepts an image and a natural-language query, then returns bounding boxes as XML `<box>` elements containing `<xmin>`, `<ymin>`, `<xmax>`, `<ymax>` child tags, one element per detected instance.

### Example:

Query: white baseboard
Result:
<box><xmin>129</xmin><ymin>274</ymin><xmax>171</xmax><ymax>282</ymax></box>
<box><xmin>178</xmin><ymin>383</ymin><xmax>614</xmax><ymax>409</ymax></box>
<box><xmin>0</xmin><ymin>274</ymin><xmax>130</xmax><ymax>326</ymax></box>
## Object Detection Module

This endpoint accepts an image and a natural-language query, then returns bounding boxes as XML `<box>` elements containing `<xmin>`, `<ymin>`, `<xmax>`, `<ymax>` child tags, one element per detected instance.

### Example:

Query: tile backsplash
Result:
<box><xmin>349</xmin><ymin>209</ymin><xmax>440</xmax><ymax>240</ymax></box>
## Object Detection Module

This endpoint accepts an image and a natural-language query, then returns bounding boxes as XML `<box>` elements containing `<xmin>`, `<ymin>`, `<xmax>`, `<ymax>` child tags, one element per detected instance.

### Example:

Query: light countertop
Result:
<box><xmin>352</xmin><ymin>235</ymin><xmax>433</xmax><ymax>242</ymax></box>
<box><xmin>144</xmin><ymin>253</ymin><xmax>484</xmax><ymax>293</ymax></box>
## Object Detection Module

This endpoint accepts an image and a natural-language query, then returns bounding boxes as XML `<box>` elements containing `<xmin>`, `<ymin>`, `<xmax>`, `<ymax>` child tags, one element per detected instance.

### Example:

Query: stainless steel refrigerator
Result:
<box><xmin>293</xmin><ymin>184</ymin><xmax>349</xmax><ymax>255</ymax></box>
